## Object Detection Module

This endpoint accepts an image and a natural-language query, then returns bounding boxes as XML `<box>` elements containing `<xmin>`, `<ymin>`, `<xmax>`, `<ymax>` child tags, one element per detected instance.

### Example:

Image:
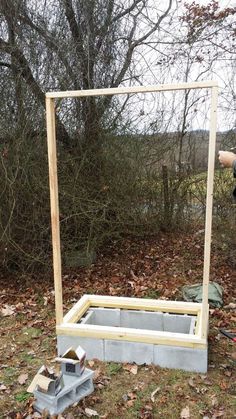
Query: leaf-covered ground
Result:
<box><xmin>0</xmin><ymin>231</ymin><xmax>235</xmax><ymax>418</ymax></box>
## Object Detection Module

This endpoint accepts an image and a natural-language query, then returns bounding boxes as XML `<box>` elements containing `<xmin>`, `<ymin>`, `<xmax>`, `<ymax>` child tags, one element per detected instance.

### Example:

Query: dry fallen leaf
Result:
<box><xmin>18</xmin><ymin>373</ymin><xmax>28</xmax><ymax>385</ymax></box>
<box><xmin>219</xmin><ymin>380</ymin><xmax>229</xmax><ymax>390</ymax></box>
<box><xmin>126</xmin><ymin>400</ymin><xmax>135</xmax><ymax>407</ymax></box>
<box><xmin>232</xmin><ymin>352</ymin><xmax>236</xmax><ymax>361</ymax></box>
<box><xmin>212</xmin><ymin>410</ymin><xmax>225</xmax><ymax>418</ymax></box>
<box><xmin>144</xmin><ymin>403</ymin><xmax>153</xmax><ymax>411</ymax></box>
<box><xmin>211</xmin><ymin>395</ymin><xmax>218</xmax><ymax>407</ymax></box>
<box><xmin>224</xmin><ymin>302</ymin><xmax>236</xmax><ymax>310</ymax></box>
<box><xmin>88</xmin><ymin>360</ymin><xmax>95</xmax><ymax>367</ymax></box>
<box><xmin>43</xmin><ymin>296</ymin><xmax>48</xmax><ymax>306</ymax></box>
<box><xmin>85</xmin><ymin>408</ymin><xmax>99</xmax><ymax>417</ymax></box>
<box><xmin>180</xmin><ymin>406</ymin><xmax>190</xmax><ymax>419</ymax></box>
<box><xmin>151</xmin><ymin>386</ymin><xmax>160</xmax><ymax>402</ymax></box>
<box><xmin>1</xmin><ymin>304</ymin><xmax>16</xmax><ymax>317</ymax></box>
<box><xmin>130</xmin><ymin>365</ymin><xmax>138</xmax><ymax>375</ymax></box>
<box><xmin>188</xmin><ymin>378</ymin><xmax>195</xmax><ymax>389</ymax></box>
<box><xmin>127</xmin><ymin>391</ymin><xmax>137</xmax><ymax>400</ymax></box>
<box><xmin>123</xmin><ymin>364</ymin><xmax>138</xmax><ymax>375</ymax></box>
<box><xmin>93</xmin><ymin>367</ymin><xmax>101</xmax><ymax>381</ymax></box>
<box><xmin>201</xmin><ymin>375</ymin><xmax>212</xmax><ymax>385</ymax></box>
<box><xmin>0</xmin><ymin>384</ymin><xmax>7</xmax><ymax>391</ymax></box>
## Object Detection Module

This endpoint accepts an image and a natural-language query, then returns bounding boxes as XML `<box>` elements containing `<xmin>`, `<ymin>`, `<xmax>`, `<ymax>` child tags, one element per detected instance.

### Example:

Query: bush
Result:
<box><xmin>1</xmin><ymin>133</ymin><xmax>233</xmax><ymax>272</ymax></box>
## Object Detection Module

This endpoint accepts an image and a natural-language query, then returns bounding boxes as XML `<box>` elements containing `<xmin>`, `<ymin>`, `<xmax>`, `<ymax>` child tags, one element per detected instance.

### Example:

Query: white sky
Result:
<box><xmin>140</xmin><ymin>0</ymin><xmax>236</xmax><ymax>132</ymax></box>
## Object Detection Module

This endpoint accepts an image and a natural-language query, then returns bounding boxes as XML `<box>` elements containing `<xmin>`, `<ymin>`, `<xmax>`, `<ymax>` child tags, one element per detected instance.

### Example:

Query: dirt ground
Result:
<box><xmin>0</xmin><ymin>231</ymin><xmax>235</xmax><ymax>418</ymax></box>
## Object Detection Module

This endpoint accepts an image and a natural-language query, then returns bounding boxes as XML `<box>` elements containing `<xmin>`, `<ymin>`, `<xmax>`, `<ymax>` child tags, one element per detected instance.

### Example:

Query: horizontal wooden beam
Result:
<box><xmin>63</xmin><ymin>295</ymin><xmax>90</xmax><ymax>323</ymax></box>
<box><xmin>46</xmin><ymin>81</ymin><xmax>218</xmax><ymax>99</ymax></box>
<box><xmin>86</xmin><ymin>295</ymin><xmax>201</xmax><ymax>315</ymax></box>
<box><xmin>56</xmin><ymin>322</ymin><xmax>206</xmax><ymax>348</ymax></box>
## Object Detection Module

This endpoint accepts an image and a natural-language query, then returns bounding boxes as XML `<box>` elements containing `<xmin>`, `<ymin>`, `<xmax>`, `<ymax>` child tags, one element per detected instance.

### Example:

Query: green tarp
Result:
<box><xmin>182</xmin><ymin>282</ymin><xmax>223</xmax><ymax>308</ymax></box>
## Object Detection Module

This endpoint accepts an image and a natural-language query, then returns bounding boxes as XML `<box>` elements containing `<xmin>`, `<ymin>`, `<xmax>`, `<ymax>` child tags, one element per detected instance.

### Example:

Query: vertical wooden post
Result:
<box><xmin>201</xmin><ymin>86</ymin><xmax>218</xmax><ymax>339</ymax></box>
<box><xmin>46</xmin><ymin>97</ymin><xmax>63</xmax><ymax>325</ymax></box>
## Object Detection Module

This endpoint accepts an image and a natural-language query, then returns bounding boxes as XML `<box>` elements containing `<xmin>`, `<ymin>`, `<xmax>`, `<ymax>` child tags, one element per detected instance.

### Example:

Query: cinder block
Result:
<box><xmin>104</xmin><ymin>340</ymin><xmax>154</xmax><ymax>365</ymax></box>
<box><xmin>80</xmin><ymin>310</ymin><xmax>94</xmax><ymax>324</ymax></box>
<box><xmin>189</xmin><ymin>316</ymin><xmax>196</xmax><ymax>334</ymax></box>
<box><xmin>120</xmin><ymin>310</ymin><xmax>163</xmax><ymax>331</ymax></box>
<box><xmin>153</xmin><ymin>345</ymin><xmax>208</xmax><ymax>373</ymax></box>
<box><xmin>34</xmin><ymin>368</ymin><xmax>94</xmax><ymax>415</ymax></box>
<box><xmin>91</xmin><ymin>308</ymin><xmax>121</xmax><ymax>327</ymax></box>
<box><xmin>57</xmin><ymin>335</ymin><xmax>104</xmax><ymax>360</ymax></box>
<box><xmin>58</xmin><ymin>309</ymin><xmax>206</xmax><ymax>372</ymax></box>
<box><xmin>163</xmin><ymin>314</ymin><xmax>193</xmax><ymax>333</ymax></box>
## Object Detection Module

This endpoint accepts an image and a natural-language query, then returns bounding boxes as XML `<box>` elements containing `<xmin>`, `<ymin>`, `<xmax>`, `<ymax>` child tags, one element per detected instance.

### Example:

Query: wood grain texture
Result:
<box><xmin>56</xmin><ymin>323</ymin><xmax>206</xmax><ymax>348</ymax></box>
<box><xmin>201</xmin><ymin>86</ymin><xmax>218</xmax><ymax>339</ymax></box>
<box><xmin>46</xmin><ymin>97</ymin><xmax>63</xmax><ymax>325</ymax></box>
<box><xmin>46</xmin><ymin>81</ymin><xmax>218</xmax><ymax>99</ymax></box>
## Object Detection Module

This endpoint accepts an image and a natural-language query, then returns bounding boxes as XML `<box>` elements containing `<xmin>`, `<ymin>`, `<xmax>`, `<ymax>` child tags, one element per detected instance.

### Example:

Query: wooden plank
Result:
<box><xmin>194</xmin><ymin>309</ymin><xmax>202</xmax><ymax>337</ymax></box>
<box><xmin>63</xmin><ymin>295</ymin><xmax>90</xmax><ymax>323</ymax></box>
<box><xmin>86</xmin><ymin>295</ymin><xmax>201</xmax><ymax>314</ymax></box>
<box><xmin>46</xmin><ymin>81</ymin><xmax>218</xmax><ymax>99</ymax></box>
<box><xmin>46</xmin><ymin>97</ymin><xmax>63</xmax><ymax>325</ymax></box>
<box><xmin>57</xmin><ymin>323</ymin><xmax>207</xmax><ymax>348</ymax></box>
<box><xmin>201</xmin><ymin>86</ymin><xmax>218</xmax><ymax>339</ymax></box>
<box><xmin>90</xmin><ymin>301</ymin><xmax>199</xmax><ymax>314</ymax></box>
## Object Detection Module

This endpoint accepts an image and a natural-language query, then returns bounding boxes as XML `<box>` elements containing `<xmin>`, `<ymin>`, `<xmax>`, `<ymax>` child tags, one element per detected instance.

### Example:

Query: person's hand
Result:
<box><xmin>218</xmin><ymin>151</ymin><xmax>236</xmax><ymax>168</ymax></box>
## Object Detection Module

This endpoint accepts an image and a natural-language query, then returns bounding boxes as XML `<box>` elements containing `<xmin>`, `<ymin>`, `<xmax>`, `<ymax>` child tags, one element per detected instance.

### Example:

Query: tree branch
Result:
<box><xmin>112</xmin><ymin>0</ymin><xmax>143</xmax><ymax>23</ymax></box>
<box><xmin>62</xmin><ymin>0</ymin><xmax>84</xmax><ymax>57</ymax></box>
<box><xmin>0</xmin><ymin>38</ymin><xmax>71</xmax><ymax>145</ymax></box>
<box><xmin>132</xmin><ymin>0</ymin><xmax>173</xmax><ymax>47</ymax></box>
<box><xmin>62</xmin><ymin>0</ymin><xmax>92</xmax><ymax>88</ymax></box>
<box><xmin>19</xmin><ymin>13</ymin><xmax>75</xmax><ymax>81</ymax></box>
<box><xmin>96</xmin><ymin>0</ymin><xmax>114</xmax><ymax>52</ymax></box>
<box><xmin>0</xmin><ymin>61</ymin><xmax>11</xmax><ymax>69</ymax></box>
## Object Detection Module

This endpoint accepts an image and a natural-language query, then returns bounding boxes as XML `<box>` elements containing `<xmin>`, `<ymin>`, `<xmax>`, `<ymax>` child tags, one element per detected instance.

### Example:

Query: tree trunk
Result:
<box><xmin>162</xmin><ymin>164</ymin><xmax>171</xmax><ymax>227</ymax></box>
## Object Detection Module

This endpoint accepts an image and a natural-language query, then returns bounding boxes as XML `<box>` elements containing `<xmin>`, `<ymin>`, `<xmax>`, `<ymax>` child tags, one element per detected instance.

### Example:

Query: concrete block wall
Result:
<box><xmin>58</xmin><ymin>309</ymin><xmax>205</xmax><ymax>373</ymax></box>
<box><xmin>79</xmin><ymin>308</ymin><xmax>196</xmax><ymax>334</ymax></box>
<box><xmin>153</xmin><ymin>345</ymin><xmax>207</xmax><ymax>372</ymax></box>
<box><xmin>120</xmin><ymin>310</ymin><xmax>163</xmax><ymax>330</ymax></box>
<box><xmin>81</xmin><ymin>308</ymin><xmax>121</xmax><ymax>327</ymax></box>
<box><xmin>34</xmin><ymin>368</ymin><xmax>94</xmax><ymax>415</ymax></box>
<box><xmin>57</xmin><ymin>335</ymin><xmax>207</xmax><ymax>373</ymax></box>
<box><xmin>163</xmin><ymin>313</ymin><xmax>192</xmax><ymax>333</ymax></box>
<box><xmin>104</xmin><ymin>340</ymin><xmax>154</xmax><ymax>364</ymax></box>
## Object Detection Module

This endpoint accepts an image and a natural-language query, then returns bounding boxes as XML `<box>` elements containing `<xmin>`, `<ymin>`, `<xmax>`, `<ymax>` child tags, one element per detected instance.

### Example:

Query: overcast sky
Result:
<box><xmin>124</xmin><ymin>0</ymin><xmax>236</xmax><ymax>133</ymax></box>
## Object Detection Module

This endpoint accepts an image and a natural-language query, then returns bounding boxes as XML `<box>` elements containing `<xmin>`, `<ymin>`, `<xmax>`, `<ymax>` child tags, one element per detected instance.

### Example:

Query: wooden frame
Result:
<box><xmin>57</xmin><ymin>294</ymin><xmax>203</xmax><ymax>348</ymax></box>
<box><xmin>45</xmin><ymin>81</ymin><xmax>218</xmax><ymax>347</ymax></box>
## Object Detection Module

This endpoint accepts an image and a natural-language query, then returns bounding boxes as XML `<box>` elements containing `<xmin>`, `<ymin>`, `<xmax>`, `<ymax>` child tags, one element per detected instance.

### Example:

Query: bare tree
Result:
<box><xmin>0</xmin><ymin>0</ymin><xmax>173</xmax><ymax>146</ymax></box>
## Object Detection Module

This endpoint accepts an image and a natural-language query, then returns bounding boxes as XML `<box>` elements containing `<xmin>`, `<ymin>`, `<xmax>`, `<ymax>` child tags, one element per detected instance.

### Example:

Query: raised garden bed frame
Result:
<box><xmin>45</xmin><ymin>81</ymin><xmax>218</xmax><ymax>359</ymax></box>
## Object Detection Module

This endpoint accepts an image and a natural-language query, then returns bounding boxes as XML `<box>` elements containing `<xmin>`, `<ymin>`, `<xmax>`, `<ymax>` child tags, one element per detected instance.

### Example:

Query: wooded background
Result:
<box><xmin>0</xmin><ymin>0</ymin><xmax>236</xmax><ymax>271</ymax></box>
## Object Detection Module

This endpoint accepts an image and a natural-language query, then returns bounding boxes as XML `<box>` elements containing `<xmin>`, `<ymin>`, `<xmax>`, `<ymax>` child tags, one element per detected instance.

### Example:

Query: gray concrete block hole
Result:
<box><xmin>75</xmin><ymin>379</ymin><xmax>91</xmax><ymax>396</ymax></box>
<box><xmin>34</xmin><ymin>368</ymin><xmax>94</xmax><ymax>415</ymax></box>
<box><xmin>57</xmin><ymin>390</ymin><xmax>73</xmax><ymax>410</ymax></box>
